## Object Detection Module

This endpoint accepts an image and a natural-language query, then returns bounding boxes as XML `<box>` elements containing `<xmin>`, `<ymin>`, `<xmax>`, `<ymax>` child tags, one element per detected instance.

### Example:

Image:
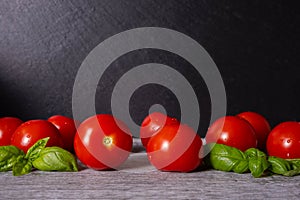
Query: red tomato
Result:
<box><xmin>147</xmin><ymin>124</ymin><xmax>203</xmax><ymax>172</ymax></box>
<box><xmin>266</xmin><ymin>121</ymin><xmax>300</xmax><ymax>159</ymax></box>
<box><xmin>205</xmin><ymin>116</ymin><xmax>257</xmax><ymax>151</ymax></box>
<box><xmin>74</xmin><ymin>114</ymin><xmax>133</xmax><ymax>170</ymax></box>
<box><xmin>48</xmin><ymin>115</ymin><xmax>77</xmax><ymax>152</ymax></box>
<box><xmin>0</xmin><ymin>117</ymin><xmax>23</xmax><ymax>146</ymax></box>
<box><xmin>237</xmin><ymin>111</ymin><xmax>271</xmax><ymax>150</ymax></box>
<box><xmin>11</xmin><ymin>120</ymin><xmax>63</xmax><ymax>153</ymax></box>
<box><xmin>140</xmin><ymin>112</ymin><xmax>179</xmax><ymax>148</ymax></box>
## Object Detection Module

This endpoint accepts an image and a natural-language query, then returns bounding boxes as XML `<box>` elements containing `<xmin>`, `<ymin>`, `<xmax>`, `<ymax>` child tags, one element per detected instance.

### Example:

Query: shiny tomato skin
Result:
<box><xmin>237</xmin><ymin>111</ymin><xmax>271</xmax><ymax>150</ymax></box>
<box><xmin>48</xmin><ymin>115</ymin><xmax>77</xmax><ymax>152</ymax></box>
<box><xmin>205</xmin><ymin>116</ymin><xmax>257</xmax><ymax>151</ymax></box>
<box><xmin>266</xmin><ymin>122</ymin><xmax>300</xmax><ymax>159</ymax></box>
<box><xmin>0</xmin><ymin>117</ymin><xmax>23</xmax><ymax>146</ymax></box>
<box><xmin>140</xmin><ymin>112</ymin><xmax>179</xmax><ymax>148</ymax></box>
<box><xmin>11</xmin><ymin>120</ymin><xmax>63</xmax><ymax>153</ymax></box>
<box><xmin>147</xmin><ymin>124</ymin><xmax>203</xmax><ymax>172</ymax></box>
<box><xmin>74</xmin><ymin>114</ymin><xmax>133</xmax><ymax>170</ymax></box>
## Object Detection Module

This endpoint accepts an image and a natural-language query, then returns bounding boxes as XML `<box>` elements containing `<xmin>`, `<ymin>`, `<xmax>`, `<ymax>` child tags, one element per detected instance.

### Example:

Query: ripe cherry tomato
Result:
<box><xmin>74</xmin><ymin>114</ymin><xmax>133</xmax><ymax>170</ymax></box>
<box><xmin>147</xmin><ymin>124</ymin><xmax>202</xmax><ymax>172</ymax></box>
<box><xmin>0</xmin><ymin>117</ymin><xmax>23</xmax><ymax>146</ymax></box>
<box><xmin>237</xmin><ymin>111</ymin><xmax>271</xmax><ymax>150</ymax></box>
<box><xmin>11</xmin><ymin>120</ymin><xmax>63</xmax><ymax>153</ymax></box>
<box><xmin>205</xmin><ymin>116</ymin><xmax>257</xmax><ymax>151</ymax></box>
<box><xmin>48</xmin><ymin>115</ymin><xmax>77</xmax><ymax>152</ymax></box>
<box><xmin>140</xmin><ymin>112</ymin><xmax>179</xmax><ymax>148</ymax></box>
<box><xmin>266</xmin><ymin>121</ymin><xmax>300</xmax><ymax>159</ymax></box>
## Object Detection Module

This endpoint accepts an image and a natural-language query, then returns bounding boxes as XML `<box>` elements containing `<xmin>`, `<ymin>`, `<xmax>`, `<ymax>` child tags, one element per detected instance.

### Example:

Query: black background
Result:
<box><xmin>0</xmin><ymin>0</ymin><xmax>299</xmax><ymax>137</ymax></box>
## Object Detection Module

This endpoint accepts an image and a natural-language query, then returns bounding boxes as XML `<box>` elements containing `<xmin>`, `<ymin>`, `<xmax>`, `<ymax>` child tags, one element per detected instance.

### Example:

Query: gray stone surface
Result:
<box><xmin>1</xmin><ymin>152</ymin><xmax>299</xmax><ymax>199</ymax></box>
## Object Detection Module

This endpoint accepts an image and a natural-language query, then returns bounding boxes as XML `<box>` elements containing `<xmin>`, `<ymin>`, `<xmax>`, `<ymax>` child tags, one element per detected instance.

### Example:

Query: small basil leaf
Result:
<box><xmin>245</xmin><ymin>148</ymin><xmax>269</xmax><ymax>178</ymax></box>
<box><xmin>248</xmin><ymin>157</ymin><xmax>269</xmax><ymax>178</ymax></box>
<box><xmin>244</xmin><ymin>148</ymin><xmax>267</xmax><ymax>158</ymax></box>
<box><xmin>287</xmin><ymin>159</ymin><xmax>300</xmax><ymax>168</ymax></box>
<box><xmin>25</xmin><ymin>137</ymin><xmax>49</xmax><ymax>162</ymax></box>
<box><xmin>282</xmin><ymin>167</ymin><xmax>300</xmax><ymax>177</ymax></box>
<box><xmin>209</xmin><ymin>144</ymin><xmax>248</xmax><ymax>173</ymax></box>
<box><xmin>12</xmin><ymin>155</ymin><xmax>32</xmax><ymax>176</ymax></box>
<box><xmin>281</xmin><ymin>159</ymin><xmax>300</xmax><ymax>177</ymax></box>
<box><xmin>33</xmin><ymin>147</ymin><xmax>78</xmax><ymax>172</ymax></box>
<box><xmin>0</xmin><ymin>145</ymin><xmax>25</xmax><ymax>172</ymax></box>
<box><xmin>268</xmin><ymin>156</ymin><xmax>291</xmax><ymax>175</ymax></box>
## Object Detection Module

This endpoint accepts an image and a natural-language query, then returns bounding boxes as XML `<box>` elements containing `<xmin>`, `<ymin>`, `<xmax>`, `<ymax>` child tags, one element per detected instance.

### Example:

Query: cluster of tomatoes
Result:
<box><xmin>205</xmin><ymin>112</ymin><xmax>300</xmax><ymax>159</ymax></box>
<box><xmin>0</xmin><ymin>111</ymin><xmax>299</xmax><ymax>173</ymax></box>
<box><xmin>73</xmin><ymin>113</ymin><xmax>202</xmax><ymax>172</ymax></box>
<box><xmin>0</xmin><ymin>116</ymin><xmax>77</xmax><ymax>153</ymax></box>
<box><xmin>141</xmin><ymin>112</ymin><xmax>202</xmax><ymax>172</ymax></box>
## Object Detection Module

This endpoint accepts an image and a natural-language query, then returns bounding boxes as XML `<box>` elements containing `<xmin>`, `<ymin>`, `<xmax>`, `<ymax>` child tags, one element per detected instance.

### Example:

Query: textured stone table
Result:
<box><xmin>1</xmin><ymin>152</ymin><xmax>300</xmax><ymax>199</ymax></box>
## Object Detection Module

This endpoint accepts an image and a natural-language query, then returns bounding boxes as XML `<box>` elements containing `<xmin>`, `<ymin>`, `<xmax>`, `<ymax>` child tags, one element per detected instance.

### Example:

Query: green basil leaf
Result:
<box><xmin>12</xmin><ymin>155</ymin><xmax>32</xmax><ymax>176</ymax></box>
<box><xmin>25</xmin><ymin>137</ymin><xmax>49</xmax><ymax>162</ymax></box>
<box><xmin>244</xmin><ymin>148</ymin><xmax>267</xmax><ymax>158</ymax></box>
<box><xmin>268</xmin><ymin>156</ymin><xmax>291</xmax><ymax>175</ymax></box>
<box><xmin>281</xmin><ymin>159</ymin><xmax>300</xmax><ymax>177</ymax></box>
<box><xmin>0</xmin><ymin>145</ymin><xmax>25</xmax><ymax>172</ymax></box>
<box><xmin>282</xmin><ymin>167</ymin><xmax>300</xmax><ymax>177</ymax></box>
<box><xmin>287</xmin><ymin>159</ymin><xmax>300</xmax><ymax>168</ymax></box>
<box><xmin>268</xmin><ymin>157</ymin><xmax>300</xmax><ymax>177</ymax></box>
<box><xmin>33</xmin><ymin>147</ymin><xmax>78</xmax><ymax>172</ymax></box>
<box><xmin>245</xmin><ymin>148</ymin><xmax>269</xmax><ymax>178</ymax></box>
<box><xmin>209</xmin><ymin>144</ymin><xmax>248</xmax><ymax>173</ymax></box>
<box><xmin>248</xmin><ymin>157</ymin><xmax>269</xmax><ymax>178</ymax></box>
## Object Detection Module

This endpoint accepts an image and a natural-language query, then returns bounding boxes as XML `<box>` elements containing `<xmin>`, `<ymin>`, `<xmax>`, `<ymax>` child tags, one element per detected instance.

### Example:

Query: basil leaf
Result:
<box><xmin>268</xmin><ymin>157</ymin><xmax>300</xmax><ymax>177</ymax></box>
<box><xmin>282</xmin><ymin>167</ymin><xmax>300</xmax><ymax>177</ymax></box>
<box><xmin>248</xmin><ymin>158</ymin><xmax>269</xmax><ymax>178</ymax></box>
<box><xmin>209</xmin><ymin>144</ymin><xmax>248</xmax><ymax>173</ymax></box>
<box><xmin>12</xmin><ymin>137</ymin><xmax>49</xmax><ymax>176</ymax></box>
<box><xmin>0</xmin><ymin>146</ymin><xmax>25</xmax><ymax>172</ymax></box>
<box><xmin>244</xmin><ymin>148</ymin><xmax>267</xmax><ymax>158</ymax></box>
<box><xmin>33</xmin><ymin>147</ymin><xmax>78</xmax><ymax>172</ymax></box>
<box><xmin>25</xmin><ymin>137</ymin><xmax>49</xmax><ymax>162</ymax></box>
<box><xmin>245</xmin><ymin>148</ymin><xmax>269</xmax><ymax>178</ymax></box>
<box><xmin>268</xmin><ymin>156</ymin><xmax>291</xmax><ymax>175</ymax></box>
<box><xmin>12</xmin><ymin>155</ymin><xmax>32</xmax><ymax>176</ymax></box>
<box><xmin>287</xmin><ymin>159</ymin><xmax>300</xmax><ymax>168</ymax></box>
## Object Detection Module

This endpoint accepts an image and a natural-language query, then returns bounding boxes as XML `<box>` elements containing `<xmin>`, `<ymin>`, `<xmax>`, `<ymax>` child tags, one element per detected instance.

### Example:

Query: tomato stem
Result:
<box><xmin>103</xmin><ymin>136</ymin><xmax>113</xmax><ymax>147</ymax></box>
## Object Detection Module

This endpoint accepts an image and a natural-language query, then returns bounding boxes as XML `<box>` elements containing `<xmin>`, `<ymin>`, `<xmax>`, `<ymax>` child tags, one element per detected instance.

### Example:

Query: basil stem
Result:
<box><xmin>33</xmin><ymin>147</ymin><xmax>78</xmax><ymax>172</ymax></box>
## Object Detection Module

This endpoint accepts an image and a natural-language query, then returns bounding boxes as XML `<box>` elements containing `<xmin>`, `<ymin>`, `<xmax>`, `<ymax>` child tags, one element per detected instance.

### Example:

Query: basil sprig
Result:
<box><xmin>245</xmin><ymin>148</ymin><xmax>269</xmax><ymax>178</ymax></box>
<box><xmin>13</xmin><ymin>137</ymin><xmax>49</xmax><ymax>176</ymax></box>
<box><xmin>0</xmin><ymin>137</ymin><xmax>78</xmax><ymax>176</ymax></box>
<box><xmin>268</xmin><ymin>157</ymin><xmax>300</xmax><ymax>177</ymax></box>
<box><xmin>208</xmin><ymin>143</ymin><xmax>300</xmax><ymax>178</ymax></box>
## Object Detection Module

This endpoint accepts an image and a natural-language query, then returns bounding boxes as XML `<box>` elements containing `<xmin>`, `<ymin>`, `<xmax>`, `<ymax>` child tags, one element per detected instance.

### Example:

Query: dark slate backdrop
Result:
<box><xmin>0</xmin><ymin>0</ymin><xmax>299</xmax><ymax>137</ymax></box>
